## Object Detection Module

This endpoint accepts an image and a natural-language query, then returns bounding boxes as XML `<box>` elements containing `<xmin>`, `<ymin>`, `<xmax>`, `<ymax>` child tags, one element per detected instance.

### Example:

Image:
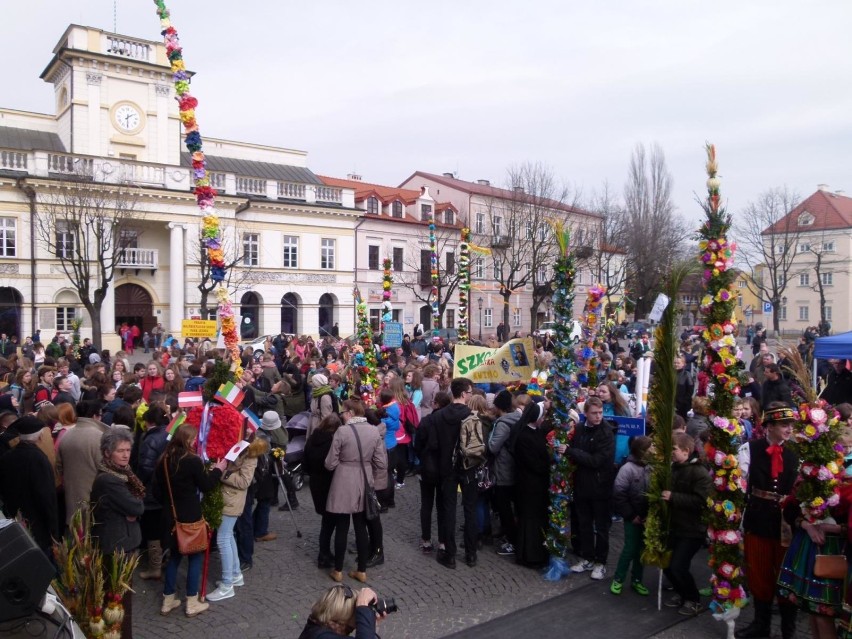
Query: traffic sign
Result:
<box><xmin>763</xmin><ymin>302</ymin><xmax>772</xmax><ymax>314</ymax></box>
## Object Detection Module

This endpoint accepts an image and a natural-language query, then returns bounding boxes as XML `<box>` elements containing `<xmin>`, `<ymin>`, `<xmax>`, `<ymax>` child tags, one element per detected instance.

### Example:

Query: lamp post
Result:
<box><xmin>546</xmin><ymin>297</ymin><xmax>553</xmax><ymax>321</ymax></box>
<box><xmin>478</xmin><ymin>297</ymin><xmax>483</xmax><ymax>342</ymax></box>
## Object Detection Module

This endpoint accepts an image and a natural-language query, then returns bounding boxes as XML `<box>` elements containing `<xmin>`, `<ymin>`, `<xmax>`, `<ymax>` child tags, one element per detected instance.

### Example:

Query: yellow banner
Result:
<box><xmin>452</xmin><ymin>338</ymin><xmax>535</xmax><ymax>384</ymax></box>
<box><xmin>181</xmin><ymin>319</ymin><xmax>218</xmax><ymax>338</ymax></box>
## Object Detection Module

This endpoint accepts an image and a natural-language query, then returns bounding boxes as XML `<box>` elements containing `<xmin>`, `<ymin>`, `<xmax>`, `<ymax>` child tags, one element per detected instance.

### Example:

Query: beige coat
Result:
<box><xmin>220</xmin><ymin>438</ymin><xmax>266</xmax><ymax>516</ymax></box>
<box><xmin>56</xmin><ymin>417</ymin><xmax>108</xmax><ymax>525</ymax></box>
<box><xmin>324</xmin><ymin>418</ymin><xmax>387</xmax><ymax>514</ymax></box>
<box><xmin>307</xmin><ymin>393</ymin><xmax>335</xmax><ymax>441</ymax></box>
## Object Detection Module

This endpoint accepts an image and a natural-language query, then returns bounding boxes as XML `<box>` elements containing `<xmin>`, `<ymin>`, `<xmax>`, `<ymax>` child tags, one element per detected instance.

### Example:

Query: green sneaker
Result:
<box><xmin>631</xmin><ymin>580</ymin><xmax>650</xmax><ymax>596</ymax></box>
<box><xmin>610</xmin><ymin>579</ymin><xmax>623</xmax><ymax>595</ymax></box>
<box><xmin>699</xmin><ymin>586</ymin><xmax>712</xmax><ymax>597</ymax></box>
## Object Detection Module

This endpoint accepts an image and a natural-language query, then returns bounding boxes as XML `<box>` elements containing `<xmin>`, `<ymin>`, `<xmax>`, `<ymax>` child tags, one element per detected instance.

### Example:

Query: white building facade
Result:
<box><xmin>0</xmin><ymin>25</ymin><xmax>360</xmax><ymax>349</ymax></box>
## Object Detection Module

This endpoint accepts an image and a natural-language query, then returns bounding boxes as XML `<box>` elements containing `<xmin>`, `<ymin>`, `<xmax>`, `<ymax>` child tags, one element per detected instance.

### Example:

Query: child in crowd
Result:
<box><xmin>610</xmin><ymin>436</ymin><xmax>652</xmax><ymax>596</ymax></box>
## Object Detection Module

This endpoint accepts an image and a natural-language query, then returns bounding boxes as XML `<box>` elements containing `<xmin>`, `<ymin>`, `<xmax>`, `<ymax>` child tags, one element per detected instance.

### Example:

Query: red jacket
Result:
<box><xmin>140</xmin><ymin>375</ymin><xmax>164</xmax><ymax>402</ymax></box>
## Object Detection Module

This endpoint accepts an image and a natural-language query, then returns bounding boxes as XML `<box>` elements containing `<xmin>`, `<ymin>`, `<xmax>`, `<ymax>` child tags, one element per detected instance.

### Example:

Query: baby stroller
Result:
<box><xmin>283</xmin><ymin>410</ymin><xmax>310</xmax><ymax>491</ymax></box>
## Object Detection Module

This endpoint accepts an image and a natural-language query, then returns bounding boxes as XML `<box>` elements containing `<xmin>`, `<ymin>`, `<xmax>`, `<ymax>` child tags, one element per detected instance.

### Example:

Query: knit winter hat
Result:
<box><xmin>312</xmin><ymin>373</ymin><xmax>329</xmax><ymax>388</ymax></box>
<box><xmin>493</xmin><ymin>390</ymin><xmax>513</xmax><ymax>412</ymax></box>
<box><xmin>260</xmin><ymin>411</ymin><xmax>282</xmax><ymax>431</ymax></box>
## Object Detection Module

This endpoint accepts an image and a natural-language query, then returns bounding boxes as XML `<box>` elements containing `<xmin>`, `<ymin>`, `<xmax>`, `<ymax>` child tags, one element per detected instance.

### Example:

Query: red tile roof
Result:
<box><xmin>763</xmin><ymin>189</ymin><xmax>852</xmax><ymax>235</ymax></box>
<box><xmin>319</xmin><ymin>175</ymin><xmax>421</xmax><ymax>205</ymax></box>
<box><xmin>399</xmin><ymin>171</ymin><xmax>601</xmax><ymax>218</ymax></box>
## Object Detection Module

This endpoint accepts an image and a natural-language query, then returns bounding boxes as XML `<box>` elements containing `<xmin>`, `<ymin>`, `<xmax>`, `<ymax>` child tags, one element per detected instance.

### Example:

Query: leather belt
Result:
<box><xmin>751</xmin><ymin>488</ymin><xmax>786</xmax><ymax>502</ymax></box>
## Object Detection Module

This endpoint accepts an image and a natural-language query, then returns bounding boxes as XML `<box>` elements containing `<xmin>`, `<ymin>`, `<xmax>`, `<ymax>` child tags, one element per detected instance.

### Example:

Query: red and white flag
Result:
<box><xmin>178</xmin><ymin>391</ymin><xmax>204</xmax><ymax>408</ymax></box>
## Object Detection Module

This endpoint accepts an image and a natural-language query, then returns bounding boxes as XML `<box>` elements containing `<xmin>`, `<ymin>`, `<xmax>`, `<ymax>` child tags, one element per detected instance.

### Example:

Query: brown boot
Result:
<box><xmin>139</xmin><ymin>541</ymin><xmax>163</xmax><ymax>580</ymax></box>
<box><xmin>329</xmin><ymin>570</ymin><xmax>343</xmax><ymax>583</ymax></box>
<box><xmin>348</xmin><ymin>571</ymin><xmax>368</xmax><ymax>583</ymax></box>
<box><xmin>185</xmin><ymin>595</ymin><xmax>209</xmax><ymax>618</ymax></box>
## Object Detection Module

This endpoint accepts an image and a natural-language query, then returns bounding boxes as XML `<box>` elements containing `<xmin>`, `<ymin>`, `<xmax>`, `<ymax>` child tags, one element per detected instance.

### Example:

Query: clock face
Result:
<box><xmin>114</xmin><ymin>104</ymin><xmax>141</xmax><ymax>133</ymax></box>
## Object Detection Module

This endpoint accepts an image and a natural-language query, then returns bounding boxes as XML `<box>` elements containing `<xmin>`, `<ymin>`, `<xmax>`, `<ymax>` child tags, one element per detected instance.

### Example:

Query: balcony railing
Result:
<box><xmin>115</xmin><ymin>161</ymin><xmax>165</xmax><ymax>187</ymax></box>
<box><xmin>278</xmin><ymin>181</ymin><xmax>306</xmax><ymax>199</ymax></box>
<box><xmin>118</xmin><ymin>248</ymin><xmax>158</xmax><ymax>270</ymax></box>
<box><xmin>48</xmin><ymin>153</ymin><xmax>94</xmax><ymax>176</ymax></box>
<box><xmin>0</xmin><ymin>150</ymin><xmax>27</xmax><ymax>171</ymax></box>
<box><xmin>236</xmin><ymin>177</ymin><xmax>267</xmax><ymax>195</ymax></box>
<box><xmin>316</xmin><ymin>186</ymin><xmax>342</xmax><ymax>203</ymax></box>
<box><xmin>105</xmin><ymin>36</ymin><xmax>152</xmax><ymax>62</ymax></box>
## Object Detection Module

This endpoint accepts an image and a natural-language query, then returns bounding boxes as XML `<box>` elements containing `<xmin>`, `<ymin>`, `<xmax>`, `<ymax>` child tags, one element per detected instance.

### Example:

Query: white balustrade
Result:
<box><xmin>236</xmin><ymin>176</ymin><xmax>267</xmax><ymax>195</ymax></box>
<box><xmin>47</xmin><ymin>153</ymin><xmax>94</xmax><ymax>176</ymax></box>
<box><xmin>117</xmin><ymin>248</ymin><xmax>158</xmax><ymax>269</ymax></box>
<box><xmin>277</xmin><ymin>181</ymin><xmax>306</xmax><ymax>199</ymax></box>
<box><xmin>315</xmin><ymin>185</ymin><xmax>342</xmax><ymax>203</ymax></box>
<box><xmin>0</xmin><ymin>150</ymin><xmax>27</xmax><ymax>171</ymax></box>
<box><xmin>106</xmin><ymin>36</ymin><xmax>151</xmax><ymax>62</ymax></box>
<box><xmin>116</xmin><ymin>161</ymin><xmax>165</xmax><ymax>186</ymax></box>
<box><xmin>209</xmin><ymin>172</ymin><xmax>227</xmax><ymax>191</ymax></box>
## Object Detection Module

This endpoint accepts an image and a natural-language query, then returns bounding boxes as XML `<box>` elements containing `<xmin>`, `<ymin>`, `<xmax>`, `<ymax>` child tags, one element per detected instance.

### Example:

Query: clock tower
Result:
<box><xmin>39</xmin><ymin>25</ymin><xmax>183</xmax><ymax>165</ymax></box>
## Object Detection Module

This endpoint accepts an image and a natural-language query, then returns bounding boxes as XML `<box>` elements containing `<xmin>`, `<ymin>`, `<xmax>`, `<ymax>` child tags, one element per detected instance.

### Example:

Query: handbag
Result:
<box><xmin>163</xmin><ymin>454</ymin><xmax>210</xmax><ymax>554</ymax></box>
<box><xmin>350</xmin><ymin>424</ymin><xmax>381</xmax><ymax>521</ymax></box>
<box><xmin>474</xmin><ymin>461</ymin><xmax>495</xmax><ymax>492</ymax></box>
<box><xmin>814</xmin><ymin>554</ymin><xmax>847</xmax><ymax>580</ymax></box>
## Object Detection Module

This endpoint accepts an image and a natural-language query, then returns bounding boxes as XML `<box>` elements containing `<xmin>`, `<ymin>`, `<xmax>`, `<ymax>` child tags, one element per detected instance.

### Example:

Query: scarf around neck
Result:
<box><xmin>99</xmin><ymin>458</ymin><xmax>146</xmax><ymax>499</ymax></box>
<box><xmin>312</xmin><ymin>385</ymin><xmax>333</xmax><ymax>398</ymax></box>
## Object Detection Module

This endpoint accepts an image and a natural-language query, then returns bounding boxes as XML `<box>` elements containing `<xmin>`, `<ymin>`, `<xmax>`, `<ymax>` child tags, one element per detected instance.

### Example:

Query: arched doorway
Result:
<box><xmin>0</xmin><ymin>287</ymin><xmax>23</xmax><ymax>339</ymax></box>
<box><xmin>419</xmin><ymin>305</ymin><xmax>432</xmax><ymax>332</ymax></box>
<box><xmin>240</xmin><ymin>292</ymin><xmax>260</xmax><ymax>339</ymax></box>
<box><xmin>281</xmin><ymin>293</ymin><xmax>299</xmax><ymax>335</ymax></box>
<box><xmin>115</xmin><ymin>284</ymin><xmax>154</xmax><ymax>338</ymax></box>
<box><xmin>318</xmin><ymin>293</ymin><xmax>335</xmax><ymax>337</ymax></box>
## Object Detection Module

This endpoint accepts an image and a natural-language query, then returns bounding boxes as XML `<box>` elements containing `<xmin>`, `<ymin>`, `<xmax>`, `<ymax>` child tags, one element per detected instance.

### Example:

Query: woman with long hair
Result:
<box><xmin>163</xmin><ymin>365</ymin><xmax>185</xmax><ymax>396</ymax></box>
<box><xmin>140</xmin><ymin>361</ymin><xmax>165</xmax><ymax>403</ymax></box>
<box><xmin>388</xmin><ymin>378</ymin><xmax>412</xmax><ymax>488</ymax></box>
<box><xmin>597</xmin><ymin>382</ymin><xmax>631</xmax><ymax>466</ymax></box>
<box><xmin>9</xmin><ymin>368</ymin><xmax>35</xmax><ymax>416</ymax></box>
<box><xmin>152</xmin><ymin>425</ymin><xmax>226</xmax><ymax>617</ymax></box>
<box><xmin>305</xmin><ymin>412</ymin><xmax>344</xmax><ymax>568</ymax></box>
<box><xmin>375</xmin><ymin>388</ymin><xmax>400</xmax><ymax>508</ymax></box>
<box><xmin>324</xmin><ymin>399</ymin><xmax>387</xmax><ymax>584</ymax></box>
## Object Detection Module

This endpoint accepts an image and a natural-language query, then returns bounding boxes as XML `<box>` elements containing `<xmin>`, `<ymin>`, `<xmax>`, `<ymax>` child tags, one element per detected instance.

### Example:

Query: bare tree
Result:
<box><xmin>187</xmin><ymin>221</ymin><xmax>250</xmax><ymax>320</ymax></box>
<box><xmin>395</xmin><ymin>224</ymin><xmax>462</xmax><ymax>328</ymax></box>
<box><xmin>471</xmin><ymin>162</ymin><xmax>580</xmax><ymax>331</ymax></box>
<box><xmin>793</xmin><ymin>230</ymin><xmax>848</xmax><ymax>333</ymax></box>
<box><xmin>734</xmin><ymin>186</ymin><xmax>802</xmax><ymax>333</ymax></box>
<box><xmin>586</xmin><ymin>182</ymin><xmax>629</xmax><ymax>315</ymax></box>
<box><xmin>622</xmin><ymin>143</ymin><xmax>689</xmax><ymax>319</ymax></box>
<box><xmin>34</xmin><ymin>179</ymin><xmax>142</xmax><ymax>350</ymax></box>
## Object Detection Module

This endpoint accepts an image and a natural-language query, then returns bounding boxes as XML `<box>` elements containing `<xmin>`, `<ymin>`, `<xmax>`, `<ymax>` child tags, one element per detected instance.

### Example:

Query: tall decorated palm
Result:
<box><xmin>698</xmin><ymin>144</ymin><xmax>748</xmax><ymax>634</ymax></box>
<box><xmin>543</xmin><ymin>222</ymin><xmax>578</xmax><ymax>580</ymax></box>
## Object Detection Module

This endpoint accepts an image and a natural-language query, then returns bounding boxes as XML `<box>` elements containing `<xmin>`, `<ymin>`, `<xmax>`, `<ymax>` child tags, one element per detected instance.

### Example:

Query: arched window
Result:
<box><xmin>367</xmin><ymin>197</ymin><xmax>379</xmax><ymax>215</ymax></box>
<box><xmin>392</xmin><ymin>201</ymin><xmax>403</xmax><ymax>218</ymax></box>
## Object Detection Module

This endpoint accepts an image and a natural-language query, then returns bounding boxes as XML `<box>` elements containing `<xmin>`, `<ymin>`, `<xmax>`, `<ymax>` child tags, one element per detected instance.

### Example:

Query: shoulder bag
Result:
<box><xmin>163</xmin><ymin>454</ymin><xmax>210</xmax><ymax>554</ymax></box>
<box><xmin>350</xmin><ymin>424</ymin><xmax>381</xmax><ymax>521</ymax></box>
<box><xmin>814</xmin><ymin>553</ymin><xmax>847</xmax><ymax>580</ymax></box>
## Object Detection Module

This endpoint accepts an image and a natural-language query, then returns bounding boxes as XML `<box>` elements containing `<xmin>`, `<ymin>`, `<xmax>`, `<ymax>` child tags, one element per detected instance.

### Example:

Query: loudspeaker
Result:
<box><xmin>0</xmin><ymin>522</ymin><xmax>55</xmax><ymax>622</ymax></box>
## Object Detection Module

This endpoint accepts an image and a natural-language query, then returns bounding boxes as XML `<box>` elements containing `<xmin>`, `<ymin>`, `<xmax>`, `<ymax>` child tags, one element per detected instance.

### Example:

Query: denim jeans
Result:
<box><xmin>235</xmin><ymin>486</ymin><xmax>255</xmax><ymax>566</ymax></box>
<box><xmin>163</xmin><ymin>550</ymin><xmax>203</xmax><ymax>597</ymax></box>
<box><xmin>253</xmin><ymin>500</ymin><xmax>270</xmax><ymax>537</ymax></box>
<box><xmin>217</xmin><ymin>515</ymin><xmax>240</xmax><ymax>585</ymax></box>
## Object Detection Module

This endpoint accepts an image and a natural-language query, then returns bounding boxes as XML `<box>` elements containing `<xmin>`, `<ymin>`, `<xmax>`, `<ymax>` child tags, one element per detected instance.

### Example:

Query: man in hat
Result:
<box><xmin>0</xmin><ymin>416</ymin><xmax>57</xmax><ymax>558</ymax></box>
<box><xmin>734</xmin><ymin>402</ymin><xmax>799</xmax><ymax>639</ymax></box>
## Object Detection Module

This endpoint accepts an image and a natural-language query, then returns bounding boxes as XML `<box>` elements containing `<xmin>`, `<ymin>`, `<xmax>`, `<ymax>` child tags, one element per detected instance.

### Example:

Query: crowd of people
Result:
<box><xmin>1</xmin><ymin>325</ymin><xmax>852</xmax><ymax>638</ymax></box>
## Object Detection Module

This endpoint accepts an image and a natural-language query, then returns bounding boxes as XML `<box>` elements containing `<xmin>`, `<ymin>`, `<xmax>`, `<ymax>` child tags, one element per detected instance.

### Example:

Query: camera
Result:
<box><xmin>369</xmin><ymin>598</ymin><xmax>398</xmax><ymax>615</ymax></box>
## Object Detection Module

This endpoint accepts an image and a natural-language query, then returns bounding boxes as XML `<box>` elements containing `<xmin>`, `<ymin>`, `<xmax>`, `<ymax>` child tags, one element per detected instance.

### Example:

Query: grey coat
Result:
<box><xmin>90</xmin><ymin>471</ymin><xmax>144</xmax><ymax>553</ymax></box>
<box><xmin>488</xmin><ymin>411</ymin><xmax>521</xmax><ymax>486</ymax></box>
<box><xmin>324</xmin><ymin>418</ymin><xmax>387</xmax><ymax>514</ymax></box>
<box><xmin>56</xmin><ymin>417</ymin><xmax>109</xmax><ymax>525</ymax></box>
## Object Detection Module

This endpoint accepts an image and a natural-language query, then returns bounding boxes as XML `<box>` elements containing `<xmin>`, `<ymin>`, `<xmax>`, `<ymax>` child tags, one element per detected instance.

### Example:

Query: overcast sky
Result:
<box><xmin>3</xmin><ymin>1</ymin><xmax>851</xmax><ymax>223</ymax></box>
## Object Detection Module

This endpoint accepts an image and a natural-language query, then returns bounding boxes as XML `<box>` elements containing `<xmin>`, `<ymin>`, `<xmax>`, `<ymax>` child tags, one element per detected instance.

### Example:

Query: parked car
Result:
<box><xmin>615</xmin><ymin>321</ymin><xmax>652</xmax><ymax>339</ymax></box>
<box><xmin>241</xmin><ymin>334</ymin><xmax>294</xmax><ymax>357</ymax></box>
<box><xmin>534</xmin><ymin>321</ymin><xmax>583</xmax><ymax>343</ymax></box>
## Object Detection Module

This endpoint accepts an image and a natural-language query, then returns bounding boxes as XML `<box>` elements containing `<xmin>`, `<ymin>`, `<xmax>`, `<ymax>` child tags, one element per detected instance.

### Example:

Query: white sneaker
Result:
<box><xmin>206</xmin><ymin>584</ymin><xmax>235</xmax><ymax>602</ymax></box>
<box><xmin>571</xmin><ymin>559</ymin><xmax>594</xmax><ymax>573</ymax></box>
<box><xmin>591</xmin><ymin>564</ymin><xmax>607</xmax><ymax>580</ymax></box>
<box><xmin>395</xmin><ymin>482</ymin><xmax>405</xmax><ymax>489</ymax></box>
<box><xmin>217</xmin><ymin>573</ymin><xmax>244</xmax><ymax>587</ymax></box>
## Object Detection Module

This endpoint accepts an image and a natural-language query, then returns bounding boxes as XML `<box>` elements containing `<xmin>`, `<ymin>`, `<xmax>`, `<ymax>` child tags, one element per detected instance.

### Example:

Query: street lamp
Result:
<box><xmin>478</xmin><ymin>297</ymin><xmax>483</xmax><ymax>342</ymax></box>
<box><xmin>546</xmin><ymin>297</ymin><xmax>553</xmax><ymax>320</ymax></box>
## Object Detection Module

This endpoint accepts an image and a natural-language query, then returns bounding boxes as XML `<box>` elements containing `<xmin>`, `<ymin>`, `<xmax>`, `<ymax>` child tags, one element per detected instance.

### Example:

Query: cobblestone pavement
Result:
<box><xmin>132</xmin><ymin>477</ymin><xmax>582</xmax><ymax>639</ymax></box>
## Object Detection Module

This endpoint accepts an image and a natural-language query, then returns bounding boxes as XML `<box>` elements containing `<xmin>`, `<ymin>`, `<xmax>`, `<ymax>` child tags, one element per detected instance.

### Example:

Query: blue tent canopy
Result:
<box><xmin>813</xmin><ymin>331</ymin><xmax>852</xmax><ymax>360</ymax></box>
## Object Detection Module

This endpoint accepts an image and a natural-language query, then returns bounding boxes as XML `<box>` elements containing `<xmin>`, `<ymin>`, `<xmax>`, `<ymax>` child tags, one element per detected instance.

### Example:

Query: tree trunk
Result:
<box><xmin>772</xmin><ymin>308</ymin><xmax>780</xmax><ymax>335</ymax></box>
<box><xmin>529</xmin><ymin>305</ymin><xmax>538</xmax><ymax>332</ymax></box>
<box><xmin>199</xmin><ymin>289</ymin><xmax>210</xmax><ymax>320</ymax></box>
<box><xmin>502</xmin><ymin>294</ymin><xmax>511</xmax><ymax>337</ymax></box>
<box><xmin>87</xmin><ymin>301</ymin><xmax>103</xmax><ymax>351</ymax></box>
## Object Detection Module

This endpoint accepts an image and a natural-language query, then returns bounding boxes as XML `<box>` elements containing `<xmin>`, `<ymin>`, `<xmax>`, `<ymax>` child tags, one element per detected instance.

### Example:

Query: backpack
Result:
<box><xmin>400</xmin><ymin>400</ymin><xmax>420</xmax><ymax>436</ymax></box>
<box><xmin>454</xmin><ymin>411</ymin><xmax>487</xmax><ymax>471</ymax></box>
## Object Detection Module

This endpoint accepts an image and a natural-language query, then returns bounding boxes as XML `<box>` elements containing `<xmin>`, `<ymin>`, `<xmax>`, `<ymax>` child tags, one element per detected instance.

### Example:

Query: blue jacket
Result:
<box><xmin>382</xmin><ymin>402</ymin><xmax>401</xmax><ymax>450</ymax></box>
<box><xmin>184</xmin><ymin>376</ymin><xmax>206</xmax><ymax>392</ymax></box>
<box><xmin>137</xmin><ymin>425</ymin><xmax>168</xmax><ymax>509</ymax></box>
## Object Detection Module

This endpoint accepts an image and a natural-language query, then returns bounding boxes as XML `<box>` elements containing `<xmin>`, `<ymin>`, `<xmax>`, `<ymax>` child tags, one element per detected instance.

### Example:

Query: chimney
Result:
<box><xmin>836</xmin><ymin>189</ymin><xmax>846</xmax><ymax>195</ymax></box>
<box><xmin>420</xmin><ymin>186</ymin><xmax>432</xmax><ymax>199</ymax></box>
<box><xmin>477</xmin><ymin>179</ymin><xmax>490</xmax><ymax>186</ymax></box>
<box><xmin>442</xmin><ymin>172</ymin><xmax>454</xmax><ymax>178</ymax></box>
<box><xmin>818</xmin><ymin>183</ymin><xmax>830</xmax><ymax>192</ymax></box>
<box><xmin>347</xmin><ymin>173</ymin><xmax>362</xmax><ymax>181</ymax></box>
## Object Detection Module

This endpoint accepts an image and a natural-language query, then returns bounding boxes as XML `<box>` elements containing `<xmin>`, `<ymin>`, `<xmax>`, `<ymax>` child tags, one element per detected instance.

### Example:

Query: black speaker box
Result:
<box><xmin>0</xmin><ymin>522</ymin><xmax>55</xmax><ymax>622</ymax></box>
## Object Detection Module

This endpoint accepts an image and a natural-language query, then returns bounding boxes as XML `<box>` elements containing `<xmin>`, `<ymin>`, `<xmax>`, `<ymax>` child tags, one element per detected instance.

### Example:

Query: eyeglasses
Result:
<box><xmin>335</xmin><ymin>584</ymin><xmax>354</xmax><ymax>599</ymax></box>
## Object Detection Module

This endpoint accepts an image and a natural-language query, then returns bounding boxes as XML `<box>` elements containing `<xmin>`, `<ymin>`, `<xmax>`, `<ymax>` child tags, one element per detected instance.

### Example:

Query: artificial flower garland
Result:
<box><xmin>352</xmin><ymin>288</ymin><xmax>378</xmax><ymax>402</ymax></box>
<box><xmin>698</xmin><ymin>144</ymin><xmax>748</xmax><ymax>623</ymax></box>
<box><xmin>543</xmin><ymin>222</ymin><xmax>578</xmax><ymax>580</ymax></box>
<box><xmin>457</xmin><ymin>227</ymin><xmax>471</xmax><ymax>344</ymax></box>
<box><xmin>153</xmin><ymin>0</ymin><xmax>240</xmax><ymax>370</ymax></box>
<box><xmin>791</xmin><ymin>401</ymin><xmax>843</xmax><ymax>523</ymax></box>
<box><xmin>575</xmin><ymin>283</ymin><xmax>606</xmax><ymax>387</ymax></box>
<box><xmin>428</xmin><ymin>209</ymin><xmax>440</xmax><ymax>338</ymax></box>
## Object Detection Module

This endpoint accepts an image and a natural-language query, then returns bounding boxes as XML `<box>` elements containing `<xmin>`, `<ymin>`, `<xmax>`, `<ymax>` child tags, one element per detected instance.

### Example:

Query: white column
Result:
<box><xmin>168</xmin><ymin>223</ymin><xmax>186</xmax><ymax>335</ymax></box>
<box><xmin>101</xmin><ymin>282</ymin><xmax>116</xmax><ymax>336</ymax></box>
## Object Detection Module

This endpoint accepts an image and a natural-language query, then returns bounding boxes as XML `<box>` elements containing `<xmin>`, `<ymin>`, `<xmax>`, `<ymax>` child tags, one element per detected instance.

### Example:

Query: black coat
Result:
<box><xmin>668</xmin><ymin>455</ymin><xmax>712</xmax><ymax>538</ymax></box>
<box><xmin>90</xmin><ymin>471</ymin><xmax>145</xmax><ymax>553</ymax></box>
<box><xmin>413</xmin><ymin>411</ymin><xmax>441</xmax><ymax>483</ymax></box>
<box><xmin>761</xmin><ymin>377</ymin><xmax>793</xmax><ymax>410</ymax></box>
<box><xmin>567</xmin><ymin>419</ymin><xmax>616</xmax><ymax>500</ymax></box>
<box><xmin>137</xmin><ymin>426</ymin><xmax>168</xmax><ymax>509</ymax></box>
<box><xmin>304</xmin><ymin>429</ymin><xmax>335</xmax><ymax>515</ymax></box>
<box><xmin>298</xmin><ymin>607</ymin><xmax>377</xmax><ymax>639</ymax></box>
<box><xmin>743</xmin><ymin>439</ymin><xmax>798</xmax><ymax>539</ymax></box>
<box><xmin>152</xmin><ymin>453</ymin><xmax>222</xmax><ymax>551</ymax></box>
<box><xmin>0</xmin><ymin>442</ymin><xmax>58</xmax><ymax>556</ymax></box>
<box><xmin>675</xmin><ymin>369</ymin><xmax>694</xmax><ymax>419</ymax></box>
<box><xmin>514</xmin><ymin>425</ymin><xmax>550</xmax><ymax>568</ymax></box>
<box><xmin>823</xmin><ymin>368</ymin><xmax>852</xmax><ymax>406</ymax></box>
<box><xmin>430</xmin><ymin>403</ymin><xmax>471</xmax><ymax>478</ymax></box>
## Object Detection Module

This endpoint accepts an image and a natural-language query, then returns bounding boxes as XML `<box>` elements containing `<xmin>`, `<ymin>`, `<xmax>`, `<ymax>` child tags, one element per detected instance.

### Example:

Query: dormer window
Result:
<box><xmin>392</xmin><ymin>201</ymin><xmax>403</xmax><ymax>218</ymax></box>
<box><xmin>366</xmin><ymin>196</ymin><xmax>379</xmax><ymax>215</ymax></box>
<box><xmin>443</xmin><ymin>209</ymin><xmax>454</xmax><ymax>225</ymax></box>
<box><xmin>798</xmin><ymin>211</ymin><xmax>814</xmax><ymax>226</ymax></box>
